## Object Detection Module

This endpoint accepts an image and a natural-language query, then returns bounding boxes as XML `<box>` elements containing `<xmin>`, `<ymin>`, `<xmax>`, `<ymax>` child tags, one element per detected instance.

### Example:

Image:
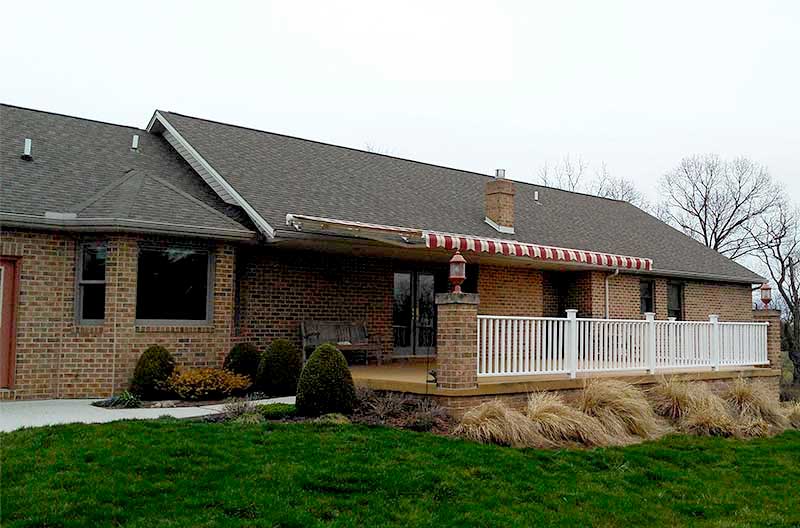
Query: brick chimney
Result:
<box><xmin>485</xmin><ymin>169</ymin><xmax>515</xmax><ymax>234</ymax></box>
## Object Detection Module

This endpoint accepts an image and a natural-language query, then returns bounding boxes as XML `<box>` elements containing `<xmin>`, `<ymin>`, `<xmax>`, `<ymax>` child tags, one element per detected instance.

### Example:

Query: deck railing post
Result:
<box><xmin>709</xmin><ymin>314</ymin><xmax>720</xmax><ymax>370</ymax></box>
<box><xmin>645</xmin><ymin>312</ymin><xmax>656</xmax><ymax>374</ymax></box>
<box><xmin>566</xmin><ymin>309</ymin><xmax>578</xmax><ymax>379</ymax></box>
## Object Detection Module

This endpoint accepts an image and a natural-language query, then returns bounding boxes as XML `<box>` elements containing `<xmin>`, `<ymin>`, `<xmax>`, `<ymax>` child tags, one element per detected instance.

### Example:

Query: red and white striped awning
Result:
<box><xmin>425</xmin><ymin>232</ymin><xmax>652</xmax><ymax>271</ymax></box>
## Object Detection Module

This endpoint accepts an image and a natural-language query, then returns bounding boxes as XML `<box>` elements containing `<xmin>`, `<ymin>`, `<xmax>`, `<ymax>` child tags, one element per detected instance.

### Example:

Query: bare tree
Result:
<box><xmin>658</xmin><ymin>154</ymin><xmax>779</xmax><ymax>260</ymax></box>
<box><xmin>536</xmin><ymin>155</ymin><xmax>588</xmax><ymax>192</ymax></box>
<box><xmin>536</xmin><ymin>157</ymin><xmax>648</xmax><ymax>209</ymax></box>
<box><xmin>590</xmin><ymin>163</ymin><xmax>648</xmax><ymax>208</ymax></box>
<box><xmin>752</xmin><ymin>200</ymin><xmax>800</xmax><ymax>382</ymax></box>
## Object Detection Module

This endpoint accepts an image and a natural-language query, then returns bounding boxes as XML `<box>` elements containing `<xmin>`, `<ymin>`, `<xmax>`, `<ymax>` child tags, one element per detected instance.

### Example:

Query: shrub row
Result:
<box><xmin>128</xmin><ymin>340</ymin><xmax>354</xmax><ymax>414</ymax></box>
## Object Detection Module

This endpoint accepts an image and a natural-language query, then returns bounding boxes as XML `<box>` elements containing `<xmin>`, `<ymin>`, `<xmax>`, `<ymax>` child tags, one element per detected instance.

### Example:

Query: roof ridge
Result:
<box><xmin>71</xmin><ymin>169</ymin><xmax>142</xmax><ymax>214</ymax></box>
<box><xmin>0</xmin><ymin>103</ymin><xmax>145</xmax><ymax>132</ymax></box>
<box><xmin>160</xmin><ymin>110</ymin><xmax>626</xmax><ymax>203</ymax></box>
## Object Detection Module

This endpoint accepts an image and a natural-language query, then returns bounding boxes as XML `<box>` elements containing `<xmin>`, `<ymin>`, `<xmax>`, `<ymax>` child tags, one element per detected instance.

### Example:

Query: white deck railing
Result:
<box><xmin>477</xmin><ymin>311</ymin><xmax>768</xmax><ymax>378</ymax></box>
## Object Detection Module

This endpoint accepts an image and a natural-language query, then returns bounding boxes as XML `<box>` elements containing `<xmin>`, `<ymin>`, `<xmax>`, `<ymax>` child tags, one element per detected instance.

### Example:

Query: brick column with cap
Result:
<box><xmin>435</xmin><ymin>292</ymin><xmax>480</xmax><ymax>390</ymax></box>
<box><xmin>753</xmin><ymin>309</ymin><xmax>782</xmax><ymax>369</ymax></box>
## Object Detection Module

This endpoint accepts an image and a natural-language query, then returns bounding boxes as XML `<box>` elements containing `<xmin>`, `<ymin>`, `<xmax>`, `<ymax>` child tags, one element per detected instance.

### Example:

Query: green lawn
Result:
<box><xmin>2</xmin><ymin>421</ymin><xmax>798</xmax><ymax>528</ymax></box>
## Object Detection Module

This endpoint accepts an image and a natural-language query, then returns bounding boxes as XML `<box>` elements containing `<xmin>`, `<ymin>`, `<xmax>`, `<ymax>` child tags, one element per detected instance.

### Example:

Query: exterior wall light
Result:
<box><xmin>449</xmin><ymin>251</ymin><xmax>467</xmax><ymax>293</ymax></box>
<box><xmin>760</xmin><ymin>282</ymin><xmax>772</xmax><ymax>308</ymax></box>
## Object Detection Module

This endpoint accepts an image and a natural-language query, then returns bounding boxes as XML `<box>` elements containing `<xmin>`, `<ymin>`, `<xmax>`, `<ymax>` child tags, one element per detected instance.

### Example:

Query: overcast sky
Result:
<box><xmin>2</xmin><ymin>1</ymin><xmax>798</xmax><ymax>202</ymax></box>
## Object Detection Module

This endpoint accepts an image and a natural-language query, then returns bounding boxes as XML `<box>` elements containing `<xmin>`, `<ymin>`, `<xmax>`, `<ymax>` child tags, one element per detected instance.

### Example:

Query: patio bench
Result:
<box><xmin>300</xmin><ymin>320</ymin><xmax>378</xmax><ymax>365</ymax></box>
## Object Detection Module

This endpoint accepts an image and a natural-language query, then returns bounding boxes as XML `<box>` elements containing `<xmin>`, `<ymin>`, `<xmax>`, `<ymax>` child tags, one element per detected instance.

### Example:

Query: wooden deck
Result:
<box><xmin>350</xmin><ymin>361</ymin><xmax>779</xmax><ymax>396</ymax></box>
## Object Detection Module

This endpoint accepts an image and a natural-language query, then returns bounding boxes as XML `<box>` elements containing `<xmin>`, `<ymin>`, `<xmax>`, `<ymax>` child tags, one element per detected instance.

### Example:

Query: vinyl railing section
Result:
<box><xmin>477</xmin><ymin>311</ymin><xmax>769</xmax><ymax>378</ymax></box>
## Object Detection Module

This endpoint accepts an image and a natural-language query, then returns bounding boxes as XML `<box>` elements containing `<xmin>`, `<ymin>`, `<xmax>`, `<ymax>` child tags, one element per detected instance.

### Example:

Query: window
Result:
<box><xmin>639</xmin><ymin>280</ymin><xmax>655</xmax><ymax>314</ymax></box>
<box><xmin>136</xmin><ymin>247</ymin><xmax>212</xmax><ymax>323</ymax></box>
<box><xmin>77</xmin><ymin>243</ymin><xmax>107</xmax><ymax>324</ymax></box>
<box><xmin>668</xmin><ymin>282</ymin><xmax>684</xmax><ymax>320</ymax></box>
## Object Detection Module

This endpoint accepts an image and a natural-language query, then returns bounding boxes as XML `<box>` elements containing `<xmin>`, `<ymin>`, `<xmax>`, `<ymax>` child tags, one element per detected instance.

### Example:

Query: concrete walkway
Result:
<box><xmin>0</xmin><ymin>397</ymin><xmax>295</xmax><ymax>432</ymax></box>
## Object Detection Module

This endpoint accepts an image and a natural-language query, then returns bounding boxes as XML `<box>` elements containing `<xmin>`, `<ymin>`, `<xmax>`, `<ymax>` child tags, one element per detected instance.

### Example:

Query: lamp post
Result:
<box><xmin>760</xmin><ymin>283</ymin><xmax>772</xmax><ymax>309</ymax></box>
<box><xmin>449</xmin><ymin>251</ymin><xmax>467</xmax><ymax>293</ymax></box>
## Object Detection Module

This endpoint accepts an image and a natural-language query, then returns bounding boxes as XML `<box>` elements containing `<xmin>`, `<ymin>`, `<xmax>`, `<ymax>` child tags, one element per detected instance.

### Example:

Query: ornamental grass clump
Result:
<box><xmin>679</xmin><ymin>392</ymin><xmax>738</xmax><ymax>437</ymax></box>
<box><xmin>167</xmin><ymin>368</ymin><xmax>251</xmax><ymax>401</ymax></box>
<box><xmin>725</xmin><ymin>377</ymin><xmax>788</xmax><ymax>430</ymax></box>
<box><xmin>785</xmin><ymin>402</ymin><xmax>800</xmax><ymax>429</ymax></box>
<box><xmin>649</xmin><ymin>377</ymin><xmax>697</xmax><ymax>420</ymax></box>
<box><xmin>578</xmin><ymin>379</ymin><xmax>665</xmax><ymax>441</ymax></box>
<box><xmin>525</xmin><ymin>392</ymin><xmax>610</xmax><ymax>447</ymax></box>
<box><xmin>454</xmin><ymin>400</ymin><xmax>553</xmax><ymax>449</ymax></box>
<box><xmin>295</xmin><ymin>344</ymin><xmax>356</xmax><ymax>416</ymax></box>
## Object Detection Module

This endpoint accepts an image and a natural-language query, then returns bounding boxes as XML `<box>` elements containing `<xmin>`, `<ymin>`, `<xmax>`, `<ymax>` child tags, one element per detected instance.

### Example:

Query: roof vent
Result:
<box><xmin>21</xmin><ymin>138</ymin><xmax>33</xmax><ymax>161</ymax></box>
<box><xmin>131</xmin><ymin>134</ymin><xmax>139</xmax><ymax>151</ymax></box>
<box><xmin>495</xmin><ymin>168</ymin><xmax>506</xmax><ymax>179</ymax></box>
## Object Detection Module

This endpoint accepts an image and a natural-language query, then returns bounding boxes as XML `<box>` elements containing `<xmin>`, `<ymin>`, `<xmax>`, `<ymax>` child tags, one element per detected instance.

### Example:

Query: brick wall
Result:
<box><xmin>477</xmin><ymin>265</ymin><xmax>543</xmax><ymax>316</ymax></box>
<box><xmin>235</xmin><ymin>247</ymin><xmax>394</xmax><ymax>361</ymax></box>
<box><xmin>1</xmin><ymin>228</ymin><xmax>234</xmax><ymax>399</ymax></box>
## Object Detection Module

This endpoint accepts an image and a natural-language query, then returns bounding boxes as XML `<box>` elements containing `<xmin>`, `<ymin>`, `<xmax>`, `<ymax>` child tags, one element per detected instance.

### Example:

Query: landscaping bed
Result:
<box><xmin>2</xmin><ymin>421</ymin><xmax>798</xmax><ymax>527</ymax></box>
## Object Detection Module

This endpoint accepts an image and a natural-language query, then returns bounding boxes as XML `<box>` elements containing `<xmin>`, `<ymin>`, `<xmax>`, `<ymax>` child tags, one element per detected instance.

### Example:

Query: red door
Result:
<box><xmin>0</xmin><ymin>258</ymin><xmax>18</xmax><ymax>388</ymax></box>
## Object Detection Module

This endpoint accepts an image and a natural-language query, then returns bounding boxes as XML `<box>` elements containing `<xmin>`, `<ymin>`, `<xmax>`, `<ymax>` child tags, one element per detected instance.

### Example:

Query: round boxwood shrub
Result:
<box><xmin>223</xmin><ymin>343</ymin><xmax>261</xmax><ymax>381</ymax></box>
<box><xmin>257</xmin><ymin>339</ymin><xmax>303</xmax><ymax>396</ymax></box>
<box><xmin>130</xmin><ymin>345</ymin><xmax>176</xmax><ymax>400</ymax></box>
<box><xmin>295</xmin><ymin>343</ymin><xmax>356</xmax><ymax>417</ymax></box>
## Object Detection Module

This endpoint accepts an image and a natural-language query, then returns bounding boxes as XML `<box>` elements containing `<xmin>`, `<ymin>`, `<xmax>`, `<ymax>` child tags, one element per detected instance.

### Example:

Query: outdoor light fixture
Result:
<box><xmin>449</xmin><ymin>250</ymin><xmax>467</xmax><ymax>293</ymax></box>
<box><xmin>760</xmin><ymin>282</ymin><xmax>772</xmax><ymax>308</ymax></box>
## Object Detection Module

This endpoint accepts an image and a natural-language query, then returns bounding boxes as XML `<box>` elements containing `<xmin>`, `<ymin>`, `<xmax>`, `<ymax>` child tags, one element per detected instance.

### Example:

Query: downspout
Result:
<box><xmin>604</xmin><ymin>268</ymin><xmax>620</xmax><ymax>319</ymax></box>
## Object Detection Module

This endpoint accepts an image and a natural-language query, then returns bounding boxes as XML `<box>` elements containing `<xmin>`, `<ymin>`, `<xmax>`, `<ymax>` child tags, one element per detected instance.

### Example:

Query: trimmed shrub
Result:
<box><xmin>295</xmin><ymin>344</ymin><xmax>356</xmax><ymax>416</ymax></box>
<box><xmin>258</xmin><ymin>339</ymin><xmax>303</xmax><ymax>396</ymax></box>
<box><xmin>167</xmin><ymin>368</ymin><xmax>251</xmax><ymax>400</ymax></box>
<box><xmin>257</xmin><ymin>403</ymin><xmax>297</xmax><ymax>420</ymax></box>
<box><xmin>579</xmin><ymin>379</ymin><xmax>665</xmax><ymax>440</ymax></box>
<box><xmin>526</xmin><ymin>392</ymin><xmax>610</xmax><ymax>447</ymax></box>
<box><xmin>130</xmin><ymin>345</ymin><xmax>176</xmax><ymax>399</ymax></box>
<box><xmin>725</xmin><ymin>377</ymin><xmax>788</xmax><ymax>429</ymax></box>
<box><xmin>223</xmin><ymin>343</ymin><xmax>261</xmax><ymax>381</ymax></box>
<box><xmin>455</xmin><ymin>400</ymin><xmax>552</xmax><ymax>449</ymax></box>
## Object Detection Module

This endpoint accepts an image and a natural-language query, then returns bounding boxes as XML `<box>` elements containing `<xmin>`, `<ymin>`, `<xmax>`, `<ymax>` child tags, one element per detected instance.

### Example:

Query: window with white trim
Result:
<box><xmin>135</xmin><ymin>247</ymin><xmax>213</xmax><ymax>324</ymax></box>
<box><xmin>77</xmin><ymin>243</ymin><xmax>107</xmax><ymax>324</ymax></box>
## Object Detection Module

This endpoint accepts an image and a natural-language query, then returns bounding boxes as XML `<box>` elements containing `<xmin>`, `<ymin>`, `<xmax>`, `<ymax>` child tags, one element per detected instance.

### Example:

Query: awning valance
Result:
<box><xmin>424</xmin><ymin>232</ymin><xmax>652</xmax><ymax>271</ymax></box>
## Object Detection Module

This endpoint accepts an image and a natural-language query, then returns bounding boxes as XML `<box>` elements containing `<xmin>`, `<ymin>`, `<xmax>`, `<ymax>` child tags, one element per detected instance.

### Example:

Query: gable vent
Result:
<box><xmin>21</xmin><ymin>138</ymin><xmax>33</xmax><ymax>161</ymax></box>
<box><xmin>131</xmin><ymin>134</ymin><xmax>140</xmax><ymax>151</ymax></box>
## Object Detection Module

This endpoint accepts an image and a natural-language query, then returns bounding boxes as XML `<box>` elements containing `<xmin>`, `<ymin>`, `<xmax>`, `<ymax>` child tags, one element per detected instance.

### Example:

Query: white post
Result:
<box><xmin>645</xmin><ymin>312</ymin><xmax>656</xmax><ymax>374</ymax></box>
<box><xmin>566</xmin><ymin>309</ymin><xmax>578</xmax><ymax>379</ymax></box>
<box><xmin>709</xmin><ymin>314</ymin><xmax>720</xmax><ymax>371</ymax></box>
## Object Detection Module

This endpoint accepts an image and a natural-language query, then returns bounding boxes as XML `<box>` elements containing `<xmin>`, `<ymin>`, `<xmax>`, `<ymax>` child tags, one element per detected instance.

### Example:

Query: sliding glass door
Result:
<box><xmin>392</xmin><ymin>272</ymin><xmax>436</xmax><ymax>356</ymax></box>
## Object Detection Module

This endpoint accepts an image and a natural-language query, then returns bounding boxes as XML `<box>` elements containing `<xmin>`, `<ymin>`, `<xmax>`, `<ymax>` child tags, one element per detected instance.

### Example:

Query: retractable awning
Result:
<box><xmin>424</xmin><ymin>232</ymin><xmax>652</xmax><ymax>271</ymax></box>
<box><xmin>285</xmin><ymin>214</ymin><xmax>653</xmax><ymax>271</ymax></box>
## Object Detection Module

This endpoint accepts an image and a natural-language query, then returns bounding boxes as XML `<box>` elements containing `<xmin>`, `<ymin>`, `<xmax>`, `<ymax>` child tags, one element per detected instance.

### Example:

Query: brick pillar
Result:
<box><xmin>753</xmin><ymin>309</ymin><xmax>782</xmax><ymax>369</ymax></box>
<box><xmin>435</xmin><ymin>292</ymin><xmax>480</xmax><ymax>390</ymax></box>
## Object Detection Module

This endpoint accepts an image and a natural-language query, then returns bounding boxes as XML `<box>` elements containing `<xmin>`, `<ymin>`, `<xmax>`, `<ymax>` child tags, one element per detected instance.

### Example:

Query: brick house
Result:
<box><xmin>0</xmin><ymin>104</ymin><xmax>780</xmax><ymax>404</ymax></box>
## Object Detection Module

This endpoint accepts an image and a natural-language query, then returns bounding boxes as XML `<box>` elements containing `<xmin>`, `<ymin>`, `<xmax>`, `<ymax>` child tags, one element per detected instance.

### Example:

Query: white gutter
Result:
<box><xmin>605</xmin><ymin>268</ymin><xmax>620</xmax><ymax>318</ymax></box>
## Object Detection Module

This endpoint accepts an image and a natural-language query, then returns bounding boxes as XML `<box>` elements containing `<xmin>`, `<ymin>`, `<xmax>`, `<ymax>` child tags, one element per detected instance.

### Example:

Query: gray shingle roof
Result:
<box><xmin>0</xmin><ymin>104</ymin><xmax>254</xmax><ymax>238</ymax></box>
<box><xmin>159</xmin><ymin>111</ymin><xmax>763</xmax><ymax>283</ymax></box>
